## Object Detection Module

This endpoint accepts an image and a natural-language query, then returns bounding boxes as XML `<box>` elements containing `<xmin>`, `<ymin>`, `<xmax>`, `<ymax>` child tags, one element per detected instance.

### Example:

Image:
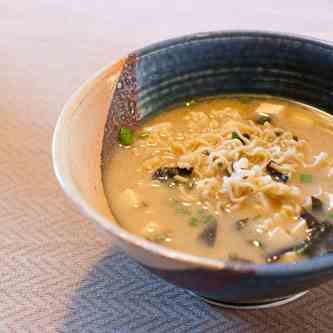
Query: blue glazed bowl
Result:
<box><xmin>54</xmin><ymin>31</ymin><xmax>333</xmax><ymax>306</ymax></box>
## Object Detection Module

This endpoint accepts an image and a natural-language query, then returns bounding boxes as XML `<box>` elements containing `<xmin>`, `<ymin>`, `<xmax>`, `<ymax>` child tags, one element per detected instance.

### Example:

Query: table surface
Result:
<box><xmin>2</xmin><ymin>1</ymin><xmax>333</xmax><ymax>332</ymax></box>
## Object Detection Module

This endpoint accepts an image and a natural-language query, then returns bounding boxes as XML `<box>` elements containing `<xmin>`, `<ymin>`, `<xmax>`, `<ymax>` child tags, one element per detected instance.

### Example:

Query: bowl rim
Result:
<box><xmin>53</xmin><ymin>30</ymin><xmax>333</xmax><ymax>274</ymax></box>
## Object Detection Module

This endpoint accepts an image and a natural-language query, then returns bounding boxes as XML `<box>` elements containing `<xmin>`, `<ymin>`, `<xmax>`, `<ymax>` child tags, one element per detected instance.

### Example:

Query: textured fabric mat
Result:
<box><xmin>2</xmin><ymin>1</ymin><xmax>333</xmax><ymax>332</ymax></box>
<box><xmin>60</xmin><ymin>251</ymin><xmax>333</xmax><ymax>333</ymax></box>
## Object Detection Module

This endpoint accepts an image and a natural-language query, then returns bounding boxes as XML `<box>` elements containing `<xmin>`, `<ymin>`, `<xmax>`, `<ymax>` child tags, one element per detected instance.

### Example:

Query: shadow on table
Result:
<box><xmin>60</xmin><ymin>249</ymin><xmax>332</xmax><ymax>333</ymax></box>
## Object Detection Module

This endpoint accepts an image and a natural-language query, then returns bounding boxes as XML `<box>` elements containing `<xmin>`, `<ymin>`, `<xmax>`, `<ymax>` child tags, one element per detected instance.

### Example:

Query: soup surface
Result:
<box><xmin>104</xmin><ymin>96</ymin><xmax>333</xmax><ymax>264</ymax></box>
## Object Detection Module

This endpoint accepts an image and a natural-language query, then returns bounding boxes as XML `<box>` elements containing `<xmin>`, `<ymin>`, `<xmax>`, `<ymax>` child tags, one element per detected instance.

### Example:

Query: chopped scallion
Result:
<box><xmin>300</xmin><ymin>173</ymin><xmax>313</xmax><ymax>184</ymax></box>
<box><xmin>118</xmin><ymin>127</ymin><xmax>134</xmax><ymax>146</ymax></box>
<box><xmin>189</xmin><ymin>217</ymin><xmax>199</xmax><ymax>226</ymax></box>
<box><xmin>202</xmin><ymin>214</ymin><xmax>217</xmax><ymax>224</ymax></box>
<box><xmin>175</xmin><ymin>205</ymin><xmax>190</xmax><ymax>215</ymax></box>
<box><xmin>197</xmin><ymin>208</ymin><xmax>206</xmax><ymax>216</ymax></box>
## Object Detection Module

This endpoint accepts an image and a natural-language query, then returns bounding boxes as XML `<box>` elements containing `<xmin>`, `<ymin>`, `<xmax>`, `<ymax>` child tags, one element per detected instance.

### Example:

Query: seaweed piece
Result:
<box><xmin>311</xmin><ymin>196</ymin><xmax>323</xmax><ymax>212</ymax></box>
<box><xmin>152</xmin><ymin>167</ymin><xmax>193</xmax><ymax>182</ymax></box>
<box><xmin>300</xmin><ymin>208</ymin><xmax>319</xmax><ymax>228</ymax></box>
<box><xmin>231</xmin><ymin>131</ymin><xmax>246</xmax><ymax>145</ymax></box>
<box><xmin>294</xmin><ymin>241</ymin><xmax>311</xmax><ymax>255</ymax></box>
<box><xmin>202</xmin><ymin>150</ymin><xmax>210</xmax><ymax>156</ymax></box>
<box><xmin>308</xmin><ymin>221</ymin><xmax>332</xmax><ymax>245</ymax></box>
<box><xmin>293</xmin><ymin>135</ymin><xmax>299</xmax><ymax>141</ymax></box>
<box><xmin>295</xmin><ymin>231</ymin><xmax>333</xmax><ymax>256</ymax></box>
<box><xmin>225</xmin><ymin>168</ymin><xmax>231</xmax><ymax>177</ymax></box>
<box><xmin>243</xmin><ymin>133</ymin><xmax>251</xmax><ymax>140</ymax></box>
<box><xmin>325</xmin><ymin>232</ymin><xmax>333</xmax><ymax>253</ymax></box>
<box><xmin>198</xmin><ymin>221</ymin><xmax>218</xmax><ymax>247</ymax></box>
<box><xmin>275</xmin><ymin>130</ymin><xmax>283</xmax><ymax>137</ymax></box>
<box><xmin>297</xmin><ymin>208</ymin><xmax>333</xmax><ymax>256</ymax></box>
<box><xmin>266</xmin><ymin>161</ymin><xmax>289</xmax><ymax>183</ymax></box>
<box><xmin>266</xmin><ymin>222</ymin><xmax>333</xmax><ymax>259</ymax></box>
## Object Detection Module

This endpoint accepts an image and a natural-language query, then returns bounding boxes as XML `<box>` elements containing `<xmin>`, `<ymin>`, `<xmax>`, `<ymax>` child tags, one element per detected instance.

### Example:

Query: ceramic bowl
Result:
<box><xmin>53</xmin><ymin>31</ymin><xmax>333</xmax><ymax>306</ymax></box>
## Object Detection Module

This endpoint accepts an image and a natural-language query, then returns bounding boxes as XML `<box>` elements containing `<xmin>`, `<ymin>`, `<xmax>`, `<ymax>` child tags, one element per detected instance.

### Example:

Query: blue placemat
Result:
<box><xmin>60</xmin><ymin>250</ymin><xmax>333</xmax><ymax>333</ymax></box>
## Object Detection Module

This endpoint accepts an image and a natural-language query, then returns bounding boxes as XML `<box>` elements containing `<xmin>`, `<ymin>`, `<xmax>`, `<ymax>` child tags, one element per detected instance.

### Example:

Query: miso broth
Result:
<box><xmin>103</xmin><ymin>96</ymin><xmax>333</xmax><ymax>264</ymax></box>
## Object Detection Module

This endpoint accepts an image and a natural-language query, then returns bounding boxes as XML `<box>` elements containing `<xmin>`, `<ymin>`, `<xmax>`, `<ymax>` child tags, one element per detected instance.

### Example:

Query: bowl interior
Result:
<box><xmin>54</xmin><ymin>31</ymin><xmax>333</xmax><ymax>274</ymax></box>
<box><xmin>137</xmin><ymin>31</ymin><xmax>333</xmax><ymax>115</ymax></box>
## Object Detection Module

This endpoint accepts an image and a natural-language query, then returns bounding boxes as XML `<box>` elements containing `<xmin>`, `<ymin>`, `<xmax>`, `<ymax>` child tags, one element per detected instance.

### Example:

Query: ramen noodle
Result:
<box><xmin>103</xmin><ymin>96</ymin><xmax>333</xmax><ymax>264</ymax></box>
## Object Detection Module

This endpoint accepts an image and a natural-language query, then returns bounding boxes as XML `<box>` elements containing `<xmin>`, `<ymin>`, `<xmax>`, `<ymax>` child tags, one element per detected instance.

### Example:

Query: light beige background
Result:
<box><xmin>1</xmin><ymin>1</ymin><xmax>333</xmax><ymax>332</ymax></box>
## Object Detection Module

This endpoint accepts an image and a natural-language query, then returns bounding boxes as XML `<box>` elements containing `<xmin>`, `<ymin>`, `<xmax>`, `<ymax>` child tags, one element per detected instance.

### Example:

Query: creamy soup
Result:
<box><xmin>103</xmin><ymin>96</ymin><xmax>333</xmax><ymax>264</ymax></box>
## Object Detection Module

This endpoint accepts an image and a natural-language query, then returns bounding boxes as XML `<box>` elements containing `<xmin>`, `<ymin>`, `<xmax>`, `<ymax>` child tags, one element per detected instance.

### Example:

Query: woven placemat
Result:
<box><xmin>61</xmin><ymin>250</ymin><xmax>333</xmax><ymax>333</ymax></box>
<box><xmin>0</xmin><ymin>59</ymin><xmax>332</xmax><ymax>333</ymax></box>
<box><xmin>1</xmin><ymin>2</ymin><xmax>333</xmax><ymax>330</ymax></box>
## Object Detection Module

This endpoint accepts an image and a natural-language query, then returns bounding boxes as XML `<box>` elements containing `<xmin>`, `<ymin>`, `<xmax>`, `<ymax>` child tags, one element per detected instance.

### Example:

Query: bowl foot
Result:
<box><xmin>189</xmin><ymin>291</ymin><xmax>308</xmax><ymax>309</ymax></box>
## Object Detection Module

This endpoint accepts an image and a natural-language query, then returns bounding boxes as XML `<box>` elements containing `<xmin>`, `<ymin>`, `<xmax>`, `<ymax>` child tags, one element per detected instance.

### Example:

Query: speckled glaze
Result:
<box><xmin>102</xmin><ymin>54</ymin><xmax>139</xmax><ymax>165</ymax></box>
<box><xmin>55</xmin><ymin>31</ymin><xmax>333</xmax><ymax>306</ymax></box>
